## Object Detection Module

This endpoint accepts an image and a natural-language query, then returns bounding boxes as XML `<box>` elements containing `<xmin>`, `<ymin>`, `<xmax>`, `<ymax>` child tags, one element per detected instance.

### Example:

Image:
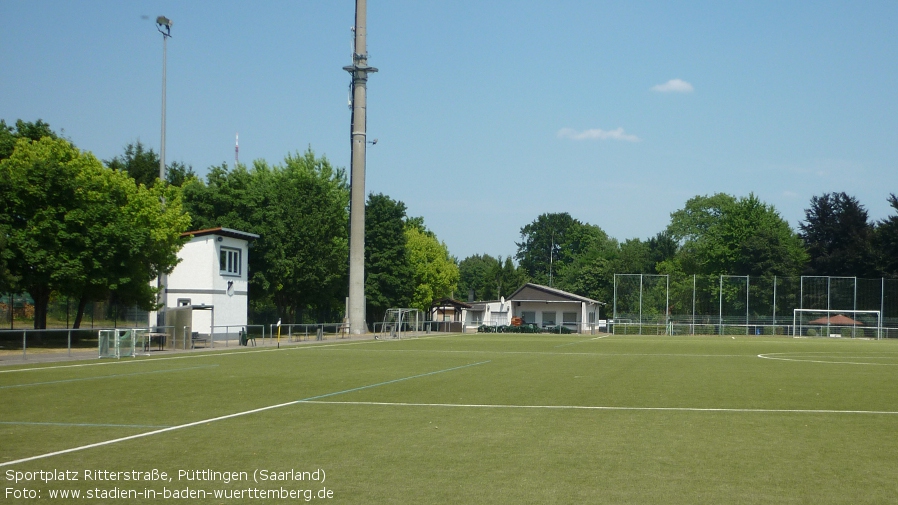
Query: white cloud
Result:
<box><xmin>557</xmin><ymin>127</ymin><xmax>641</xmax><ymax>142</ymax></box>
<box><xmin>651</xmin><ymin>78</ymin><xmax>694</xmax><ymax>93</ymax></box>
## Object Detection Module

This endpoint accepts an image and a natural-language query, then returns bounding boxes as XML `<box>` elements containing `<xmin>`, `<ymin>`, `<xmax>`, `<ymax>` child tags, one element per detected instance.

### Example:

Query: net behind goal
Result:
<box><xmin>378</xmin><ymin>308</ymin><xmax>425</xmax><ymax>340</ymax></box>
<box><xmin>98</xmin><ymin>329</ymin><xmax>145</xmax><ymax>358</ymax></box>
<box><xmin>792</xmin><ymin>309</ymin><xmax>882</xmax><ymax>339</ymax></box>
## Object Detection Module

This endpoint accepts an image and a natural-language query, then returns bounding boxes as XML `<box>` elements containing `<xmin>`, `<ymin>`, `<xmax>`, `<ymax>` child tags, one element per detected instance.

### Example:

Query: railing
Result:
<box><xmin>209</xmin><ymin>325</ymin><xmax>267</xmax><ymax>347</ymax></box>
<box><xmin>0</xmin><ymin>326</ymin><xmax>176</xmax><ymax>360</ymax></box>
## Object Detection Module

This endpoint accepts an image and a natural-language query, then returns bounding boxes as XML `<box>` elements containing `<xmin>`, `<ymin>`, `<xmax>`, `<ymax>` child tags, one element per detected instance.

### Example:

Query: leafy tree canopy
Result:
<box><xmin>0</xmin><ymin>119</ymin><xmax>61</xmax><ymax>160</ymax></box>
<box><xmin>875</xmin><ymin>194</ymin><xmax>898</xmax><ymax>277</ymax></box>
<box><xmin>365</xmin><ymin>193</ymin><xmax>415</xmax><ymax>324</ymax></box>
<box><xmin>405</xmin><ymin>220</ymin><xmax>459</xmax><ymax>311</ymax></box>
<box><xmin>799</xmin><ymin>192</ymin><xmax>878</xmax><ymax>277</ymax></box>
<box><xmin>516</xmin><ymin>212</ymin><xmax>611</xmax><ymax>286</ymax></box>
<box><xmin>182</xmin><ymin>149</ymin><xmax>349</xmax><ymax>323</ymax></box>
<box><xmin>0</xmin><ymin>137</ymin><xmax>189</xmax><ymax>328</ymax></box>
<box><xmin>666</xmin><ymin>193</ymin><xmax>806</xmax><ymax>277</ymax></box>
<box><xmin>106</xmin><ymin>140</ymin><xmax>196</xmax><ymax>188</ymax></box>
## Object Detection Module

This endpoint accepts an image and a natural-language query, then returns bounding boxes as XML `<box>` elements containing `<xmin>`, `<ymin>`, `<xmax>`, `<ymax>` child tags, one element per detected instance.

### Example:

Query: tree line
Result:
<box><xmin>3</xmin><ymin>118</ymin><xmax>895</xmax><ymax>328</ymax></box>
<box><xmin>457</xmin><ymin>192</ymin><xmax>898</xmax><ymax>307</ymax></box>
<box><xmin>1</xmin><ymin>119</ymin><xmax>457</xmax><ymax>329</ymax></box>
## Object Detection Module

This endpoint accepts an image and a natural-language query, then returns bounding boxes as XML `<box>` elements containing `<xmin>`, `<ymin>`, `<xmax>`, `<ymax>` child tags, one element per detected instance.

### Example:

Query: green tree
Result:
<box><xmin>0</xmin><ymin>119</ymin><xmax>61</xmax><ymax>160</ymax></box>
<box><xmin>365</xmin><ymin>193</ymin><xmax>415</xmax><ymax>324</ymax></box>
<box><xmin>875</xmin><ymin>194</ymin><xmax>898</xmax><ymax>277</ymax></box>
<box><xmin>799</xmin><ymin>192</ymin><xmax>878</xmax><ymax>277</ymax></box>
<box><xmin>457</xmin><ymin>254</ymin><xmax>500</xmax><ymax>301</ymax></box>
<box><xmin>0</xmin><ymin>137</ymin><xmax>189</xmax><ymax>328</ymax></box>
<box><xmin>405</xmin><ymin>221</ymin><xmax>459</xmax><ymax>311</ymax></box>
<box><xmin>492</xmin><ymin>256</ymin><xmax>527</xmax><ymax>299</ymax></box>
<box><xmin>106</xmin><ymin>141</ymin><xmax>196</xmax><ymax>188</ymax></box>
<box><xmin>183</xmin><ymin>149</ymin><xmax>349</xmax><ymax>323</ymax></box>
<box><xmin>667</xmin><ymin>193</ymin><xmax>806</xmax><ymax>277</ymax></box>
<box><xmin>516</xmin><ymin>212</ymin><xmax>609</xmax><ymax>286</ymax></box>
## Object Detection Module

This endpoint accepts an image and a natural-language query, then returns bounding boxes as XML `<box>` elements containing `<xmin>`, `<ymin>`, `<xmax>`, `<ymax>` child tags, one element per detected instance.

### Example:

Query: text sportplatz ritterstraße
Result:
<box><xmin>5</xmin><ymin>467</ymin><xmax>334</xmax><ymax>501</ymax></box>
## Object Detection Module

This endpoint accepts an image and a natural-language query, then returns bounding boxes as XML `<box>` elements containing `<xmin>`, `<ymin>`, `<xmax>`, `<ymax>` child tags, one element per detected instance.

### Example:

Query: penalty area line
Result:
<box><xmin>0</xmin><ymin>360</ymin><xmax>490</xmax><ymax>468</ymax></box>
<box><xmin>554</xmin><ymin>335</ymin><xmax>609</xmax><ymax>348</ymax></box>
<box><xmin>299</xmin><ymin>400</ymin><xmax>898</xmax><ymax>416</ymax></box>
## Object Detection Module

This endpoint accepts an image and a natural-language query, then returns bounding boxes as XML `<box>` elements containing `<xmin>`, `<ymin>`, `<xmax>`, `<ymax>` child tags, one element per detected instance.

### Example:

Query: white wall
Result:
<box><xmin>153</xmin><ymin>233</ymin><xmax>251</xmax><ymax>336</ymax></box>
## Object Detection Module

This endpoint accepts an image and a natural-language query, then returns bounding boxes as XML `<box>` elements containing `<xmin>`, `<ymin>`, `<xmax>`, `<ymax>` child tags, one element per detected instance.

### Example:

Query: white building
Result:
<box><xmin>464</xmin><ymin>299</ymin><xmax>512</xmax><ymax>331</ymax></box>
<box><xmin>507</xmin><ymin>283</ymin><xmax>604</xmax><ymax>333</ymax></box>
<box><xmin>150</xmin><ymin>227</ymin><xmax>259</xmax><ymax>339</ymax></box>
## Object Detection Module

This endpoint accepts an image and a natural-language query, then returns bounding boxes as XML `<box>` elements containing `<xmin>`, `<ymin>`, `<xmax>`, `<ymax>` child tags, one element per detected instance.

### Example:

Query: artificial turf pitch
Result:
<box><xmin>2</xmin><ymin>333</ymin><xmax>898</xmax><ymax>504</ymax></box>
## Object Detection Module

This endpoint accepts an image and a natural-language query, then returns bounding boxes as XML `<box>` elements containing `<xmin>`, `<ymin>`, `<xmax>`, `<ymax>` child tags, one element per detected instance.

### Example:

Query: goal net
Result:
<box><xmin>792</xmin><ymin>309</ymin><xmax>882</xmax><ymax>339</ymax></box>
<box><xmin>98</xmin><ymin>329</ymin><xmax>144</xmax><ymax>358</ymax></box>
<box><xmin>378</xmin><ymin>308</ymin><xmax>425</xmax><ymax>340</ymax></box>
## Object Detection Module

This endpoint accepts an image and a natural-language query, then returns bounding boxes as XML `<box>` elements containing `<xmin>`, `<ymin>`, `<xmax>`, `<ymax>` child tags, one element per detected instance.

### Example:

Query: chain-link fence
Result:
<box><xmin>613</xmin><ymin>275</ymin><xmax>898</xmax><ymax>338</ymax></box>
<box><xmin>0</xmin><ymin>293</ymin><xmax>149</xmax><ymax>330</ymax></box>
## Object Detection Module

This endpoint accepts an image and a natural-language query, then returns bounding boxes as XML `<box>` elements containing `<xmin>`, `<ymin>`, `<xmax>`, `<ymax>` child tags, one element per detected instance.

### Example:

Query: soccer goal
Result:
<box><xmin>98</xmin><ymin>329</ymin><xmax>144</xmax><ymax>358</ymax></box>
<box><xmin>792</xmin><ymin>309</ymin><xmax>882</xmax><ymax>339</ymax></box>
<box><xmin>378</xmin><ymin>308</ymin><xmax>425</xmax><ymax>340</ymax></box>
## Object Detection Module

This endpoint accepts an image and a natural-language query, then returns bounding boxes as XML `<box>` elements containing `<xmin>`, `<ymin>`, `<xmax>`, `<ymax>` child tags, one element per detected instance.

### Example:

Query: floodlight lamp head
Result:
<box><xmin>156</xmin><ymin>16</ymin><xmax>172</xmax><ymax>36</ymax></box>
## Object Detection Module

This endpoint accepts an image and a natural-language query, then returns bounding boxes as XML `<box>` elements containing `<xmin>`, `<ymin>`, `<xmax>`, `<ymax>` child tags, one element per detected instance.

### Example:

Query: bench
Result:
<box><xmin>191</xmin><ymin>332</ymin><xmax>210</xmax><ymax>348</ymax></box>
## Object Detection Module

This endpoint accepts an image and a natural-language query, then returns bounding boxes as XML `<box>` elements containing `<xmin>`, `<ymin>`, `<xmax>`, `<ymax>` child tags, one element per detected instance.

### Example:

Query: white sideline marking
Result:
<box><xmin>300</xmin><ymin>400</ymin><xmax>898</xmax><ymax>416</ymax></box>
<box><xmin>0</xmin><ymin>364</ymin><xmax>218</xmax><ymax>389</ymax></box>
<box><xmin>0</xmin><ymin>360</ymin><xmax>490</xmax><ymax>468</ymax></box>
<box><xmin>758</xmin><ymin>353</ymin><xmax>898</xmax><ymax>366</ymax></box>
<box><xmin>324</xmin><ymin>348</ymin><xmax>749</xmax><ymax>358</ymax></box>
<box><xmin>554</xmin><ymin>336</ymin><xmax>609</xmax><ymax>348</ymax></box>
<box><xmin>0</xmin><ymin>421</ymin><xmax>173</xmax><ymax>429</ymax></box>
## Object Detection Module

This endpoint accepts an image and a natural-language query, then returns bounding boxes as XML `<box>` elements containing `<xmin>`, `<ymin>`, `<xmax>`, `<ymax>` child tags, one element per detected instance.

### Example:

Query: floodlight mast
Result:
<box><xmin>156</xmin><ymin>16</ymin><xmax>171</xmax><ymax>182</ymax></box>
<box><xmin>155</xmin><ymin>15</ymin><xmax>172</xmax><ymax>329</ymax></box>
<box><xmin>344</xmin><ymin>0</ymin><xmax>377</xmax><ymax>335</ymax></box>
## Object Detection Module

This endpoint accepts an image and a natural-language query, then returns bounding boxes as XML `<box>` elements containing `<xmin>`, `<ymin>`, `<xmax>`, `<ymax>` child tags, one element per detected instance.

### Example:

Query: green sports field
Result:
<box><xmin>3</xmin><ymin>333</ymin><xmax>898</xmax><ymax>504</ymax></box>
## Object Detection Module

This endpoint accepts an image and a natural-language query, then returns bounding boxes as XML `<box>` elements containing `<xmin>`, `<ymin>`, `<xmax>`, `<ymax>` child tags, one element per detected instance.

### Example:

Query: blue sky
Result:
<box><xmin>3</xmin><ymin>1</ymin><xmax>896</xmax><ymax>261</ymax></box>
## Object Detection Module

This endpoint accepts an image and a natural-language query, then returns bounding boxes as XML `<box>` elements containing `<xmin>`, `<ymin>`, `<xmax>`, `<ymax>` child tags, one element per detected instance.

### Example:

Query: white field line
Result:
<box><xmin>322</xmin><ymin>348</ymin><xmax>750</xmax><ymax>358</ymax></box>
<box><xmin>758</xmin><ymin>353</ymin><xmax>898</xmax><ymax>366</ymax></box>
<box><xmin>554</xmin><ymin>335</ymin><xmax>610</xmax><ymax>348</ymax></box>
<box><xmin>0</xmin><ymin>421</ymin><xmax>173</xmax><ymax>429</ymax></box>
<box><xmin>0</xmin><ymin>360</ymin><xmax>490</xmax><ymax>468</ymax></box>
<box><xmin>301</xmin><ymin>400</ymin><xmax>898</xmax><ymax>416</ymax></box>
<box><xmin>0</xmin><ymin>364</ymin><xmax>219</xmax><ymax>389</ymax></box>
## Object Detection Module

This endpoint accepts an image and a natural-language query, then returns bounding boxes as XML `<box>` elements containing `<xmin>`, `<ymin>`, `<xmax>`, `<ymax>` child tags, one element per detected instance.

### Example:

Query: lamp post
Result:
<box><xmin>155</xmin><ymin>16</ymin><xmax>171</xmax><ymax>329</ymax></box>
<box><xmin>156</xmin><ymin>16</ymin><xmax>172</xmax><ymax>182</ymax></box>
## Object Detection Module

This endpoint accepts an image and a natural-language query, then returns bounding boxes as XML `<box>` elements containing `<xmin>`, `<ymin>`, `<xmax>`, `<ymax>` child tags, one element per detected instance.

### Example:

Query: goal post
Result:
<box><xmin>378</xmin><ymin>308</ymin><xmax>425</xmax><ymax>340</ymax></box>
<box><xmin>792</xmin><ymin>309</ymin><xmax>882</xmax><ymax>339</ymax></box>
<box><xmin>98</xmin><ymin>329</ymin><xmax>144</xmax><ymax>358</ymax></box>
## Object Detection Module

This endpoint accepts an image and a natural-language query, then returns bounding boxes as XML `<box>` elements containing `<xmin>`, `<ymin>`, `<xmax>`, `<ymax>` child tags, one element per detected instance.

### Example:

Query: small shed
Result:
<box><xmin>151</xmin><ymin>227</ymin><xmax>259</xmax><ymax>340</ymax></box>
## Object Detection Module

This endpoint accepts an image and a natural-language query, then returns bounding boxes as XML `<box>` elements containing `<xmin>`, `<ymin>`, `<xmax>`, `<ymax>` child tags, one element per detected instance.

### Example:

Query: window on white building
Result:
<box><xmin>562</xmin><ymin>312</ymin><xmax>578</xmax><ymax>325</ymax></box>
<box><xmin>220</xmin><ymin>247</ymin><xmax>242</xmax><ymax>276</ymax></box>
<box><xmin>541</xmin><ymin>311</ymin><xmax>556</xmax><ymax>326</ymax></box>
<box><xmin>521</xmin><ymin>311</ymin><xmax>536</xmax><ymax>324</ymax></box>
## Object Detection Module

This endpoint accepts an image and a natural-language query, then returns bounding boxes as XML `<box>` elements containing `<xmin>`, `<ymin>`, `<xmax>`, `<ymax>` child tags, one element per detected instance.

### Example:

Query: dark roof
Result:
<box><xmin>182</xmin><ymin>227</ymin><xmax>259</xmax><ymax>241</ymax></box>
<box><xmin>507</xmin><ymin>283</ymin><xmax>603</xmax><ymax>305</ymax></box>
<box><xmin>431</xmin><ymin>298</ymin><xmax>473</xmax><ymax>310</ymax></box>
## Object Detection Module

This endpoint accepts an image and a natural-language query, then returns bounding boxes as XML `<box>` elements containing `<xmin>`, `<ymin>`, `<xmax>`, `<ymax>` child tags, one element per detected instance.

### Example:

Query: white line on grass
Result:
<box><xmin>0</xmin><ymin>364</ymin><xmax>219</xmax><ymax>389</ymax></box>
<box><xmin>323</xmin><ymin>348</ymin><xmax>750</xmax><ymax>359</ymax></box>
<box><xmin>553</xmin><ymin>336</ymin><xmax>609</xmax><ymax>348</ymax></box>
<box><xmin>300</xmin><ymin>400</ymin><xmax>898</xmax><ymax>416</ymax></box>
<box><xmin>0</xmin><ymin>360</ymin><xmax>490</xmax><ymax>468</ymax></box>
<box><xmin>758</xmin><ymin>353</ymin><xmax>898</xmax><ymax>366</ymax></box>
<box><xmin>0</xmin><ymin>421</ymin><xmax>173</xmax><ymax>429</ymax></box>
